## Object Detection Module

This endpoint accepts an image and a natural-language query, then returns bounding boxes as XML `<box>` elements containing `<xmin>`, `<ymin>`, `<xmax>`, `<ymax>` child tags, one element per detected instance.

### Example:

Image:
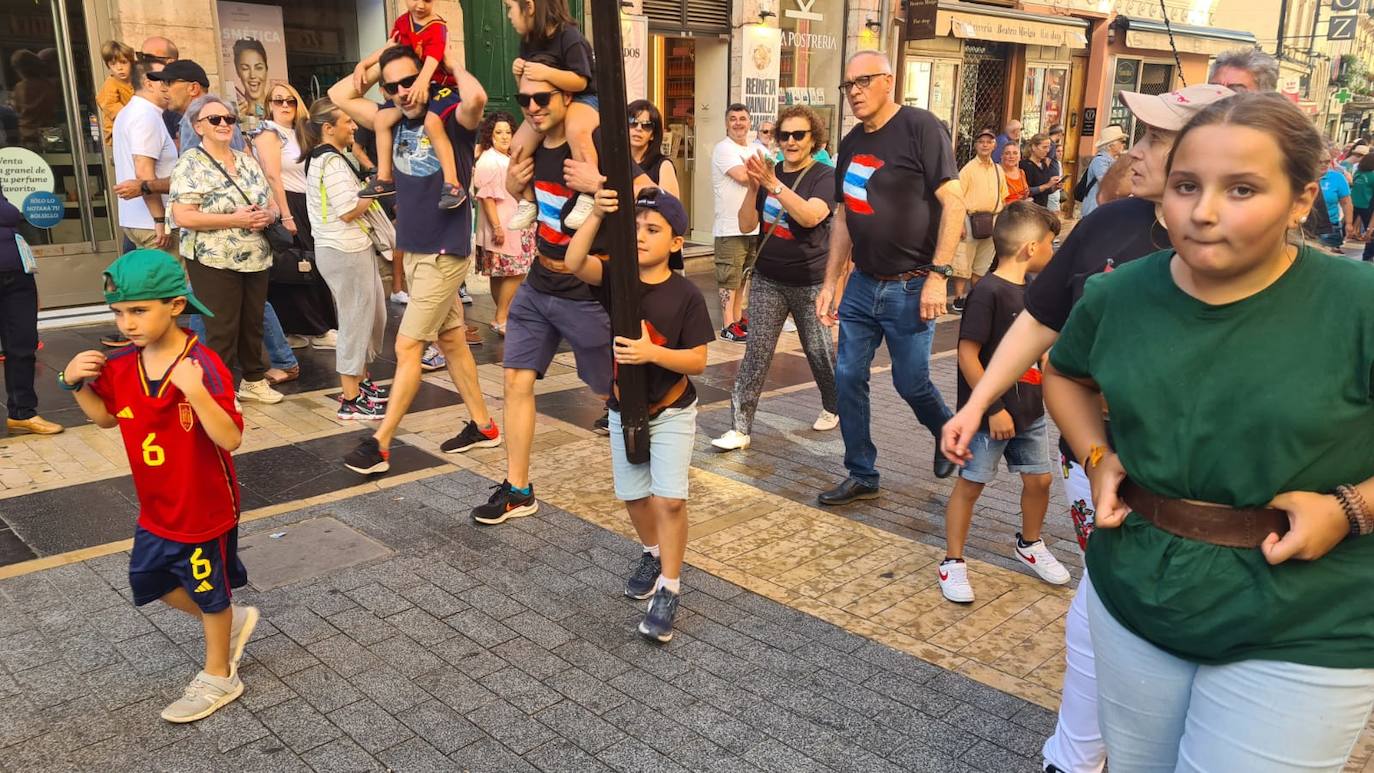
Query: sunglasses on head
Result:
<box><xmin>515</xmin><ymin>89</ymin><xmax>562</xmax><ymax>109</ymax></box>
<box><xmin>270</xmin><ymin>97</ymin><xmax>298</xmax><ymax>107</ymax></box>
<box><xmin>199</xmin><ymin>114</ymin><xmax>238</xmax><ymax>127</ymax></box>
<box><xmin>628</xmin><ymin>118</ymin><xmax>654</xmax><ymax>130</ymax></box>
<box><xmin>380</xmin><ymin>74</ymin><xmax>418</xmax><ymax>95</ymax></box>
<box><xmin>777</xmin><ymin>129</ymin><xmax>810</xmax><ymax>142</ymax></box>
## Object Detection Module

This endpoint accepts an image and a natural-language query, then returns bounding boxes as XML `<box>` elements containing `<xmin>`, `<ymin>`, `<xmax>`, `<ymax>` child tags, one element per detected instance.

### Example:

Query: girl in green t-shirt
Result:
<box><xmin>1353</xmin><ymin>153</ymin><xmax>1374</xmax><ymax>262</ymax></box>
<box><xmin>1046</xmin><ymin>92</ymin><xmax>1374</xmax><ymax>770</ymax></box>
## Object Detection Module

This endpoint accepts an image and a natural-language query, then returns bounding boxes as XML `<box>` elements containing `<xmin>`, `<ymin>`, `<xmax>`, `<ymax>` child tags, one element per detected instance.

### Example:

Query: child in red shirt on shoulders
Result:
<box><xmin>352</xmin><ymin>0</ymin><xmax>467</xmax><ymax>209</ymax></box>
<box><xmin>62</xmin><ymin>249</ymin><xmax>259</xmax><ymax>724</ymax></box>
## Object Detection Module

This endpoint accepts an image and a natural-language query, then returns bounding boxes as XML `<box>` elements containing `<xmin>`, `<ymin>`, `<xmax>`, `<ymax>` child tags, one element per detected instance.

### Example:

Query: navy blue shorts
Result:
<box><xmin>129</xmin><ymin>525</ymin><xmax>247</xmax><ymax>614</ymax></box>
<box><xmin>381</xmin><ymin>82</ymin><xmax>463</xmax><ymax>121</ymax></box>
<box><xmin>573</xmin><ymin>94</ymin><xmax>599</xmax><ymax>109</ymax></box>
<box><xmin>504</xmin><ymin>285</ymin><xmax>612</xmax><ymax>393</ymax></box>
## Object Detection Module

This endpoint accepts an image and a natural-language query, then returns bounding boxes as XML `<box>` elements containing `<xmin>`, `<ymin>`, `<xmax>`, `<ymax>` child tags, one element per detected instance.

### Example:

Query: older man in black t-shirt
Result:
<box><xmin>815</xmin><ymin>50</ymin><xmax>967</xmax><ymax>505</ymax></box>
<box><xmin>329</xmin><ymin>47</ymin><xmax>499</xmax><ymax>475</ymax></box>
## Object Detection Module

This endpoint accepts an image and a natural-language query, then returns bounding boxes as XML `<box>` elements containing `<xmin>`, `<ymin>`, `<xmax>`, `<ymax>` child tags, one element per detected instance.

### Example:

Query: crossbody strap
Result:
<box><xmin>757</xmin><ymin>160</ymin><xmax>816</xmax><ymax>255</ymax></box>
<box><xmin>197</xmin><ymin>147</ymin><xmax>255</xmax><ymax>208</ymax></box>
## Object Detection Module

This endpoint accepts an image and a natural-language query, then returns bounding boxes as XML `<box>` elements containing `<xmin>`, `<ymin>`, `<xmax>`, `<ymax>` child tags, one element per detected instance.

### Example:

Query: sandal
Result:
<box><xmin>265</xmin><ymin>365</ymin><xmax>300</xmax><ymax>385</ymax></box>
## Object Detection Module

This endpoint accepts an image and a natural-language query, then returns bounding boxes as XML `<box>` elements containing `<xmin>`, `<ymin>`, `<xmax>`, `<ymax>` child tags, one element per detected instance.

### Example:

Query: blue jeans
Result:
<box><xmin>262</xmin><ymin>302</ymin><xmax>298</xmax><ymax>370</ymax></box>
<box><xmin>835</xmin><ymin>269</ymin><xmax>952</xmax><ymax>486</ymax></box>
<box><xmin>1088</xmin><ymin>588</ymin><xmax>1374</xmax><ymax>772</ymax></box>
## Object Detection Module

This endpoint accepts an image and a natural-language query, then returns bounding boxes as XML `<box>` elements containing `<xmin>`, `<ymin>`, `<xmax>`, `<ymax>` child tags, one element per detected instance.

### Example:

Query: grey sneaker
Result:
<box><xmin>160</xmin><ymin>670</ymin><xmax>244</xmax><ymax>723</ymax></box>
<box><xmin>229</xmin><ymin>605</ymin><xmax>259</xmax><ymax>671</ymax></box>
<box><xmin>625</xmin><ymin>552</ymin><xmax>661</xmax><ymax>600</ymax></box>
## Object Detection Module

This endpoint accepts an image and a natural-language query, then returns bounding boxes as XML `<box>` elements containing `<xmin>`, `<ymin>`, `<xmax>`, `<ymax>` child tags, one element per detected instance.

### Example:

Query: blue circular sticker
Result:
<box><xmin>22</xmin><ymin>191</ymin><xmax>64</xmax><ymax>229</ymax></box>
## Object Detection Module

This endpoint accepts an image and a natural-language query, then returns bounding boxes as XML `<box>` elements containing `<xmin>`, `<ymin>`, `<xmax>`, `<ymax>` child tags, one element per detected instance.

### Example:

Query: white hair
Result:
<box><xmin>846</xmin><ymin>50</ymin><xmax>892</xmax><ymax>73</ymax></box>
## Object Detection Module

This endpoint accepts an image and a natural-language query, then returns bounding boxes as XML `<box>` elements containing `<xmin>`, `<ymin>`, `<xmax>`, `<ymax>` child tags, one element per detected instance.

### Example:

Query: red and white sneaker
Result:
<box><xmin>1013</xmin><ymin>533</ymin><xmax>1071</xmax><ymax>585</ymax></box>
<box><xmin>938</xmin><ymin>559</ymin><xmax>974</xmax><ymax>603</ymax></box>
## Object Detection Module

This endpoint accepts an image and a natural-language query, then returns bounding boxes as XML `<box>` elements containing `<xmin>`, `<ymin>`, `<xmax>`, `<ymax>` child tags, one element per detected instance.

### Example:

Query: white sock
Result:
<box><xmin>655</xmin><ymin>575</ymin><xmax>680</xmax><ymax>595</ymax></box>
<box><xmin>643</xmin><ymin>544</ymin><xmax>660</xmax><ymax>558</ymax></box>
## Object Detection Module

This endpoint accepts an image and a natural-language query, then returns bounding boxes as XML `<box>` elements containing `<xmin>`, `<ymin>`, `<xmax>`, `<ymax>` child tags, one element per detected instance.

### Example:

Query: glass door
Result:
<box><xmin>0</xmin><ymin>0</ymin><xmax>113</xmax><ymax>249</ymax></box>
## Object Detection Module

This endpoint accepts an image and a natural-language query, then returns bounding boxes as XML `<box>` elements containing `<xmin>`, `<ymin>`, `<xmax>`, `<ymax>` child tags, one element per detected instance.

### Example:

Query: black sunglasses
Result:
<box><xmin>777</xmin><ymin>129</ymin><xmax>810</xmax><ymax>142</ymax></box>
<box><xmin>628</xmin><ymin>119</ymin><xmax>654</xmax><ymax>130</ymax></box>
<box><xmin>515</xmin><ymin>90</ymin><xmax>562</xmax><ymax>109</ymax></box>
<box><xmin>137</xmin><ymin>52</ymin><xmax>170</xmax><ymax>64</ymax></box>
<box><xmin>380</xmin><ymin>74</ymin><xmax>417</xmax><ymax>95</ymax></box>
<box><xmin>199</xmin><ymin>114</ymin><xmax>238</xmax><ymax>127</ymax></box>
<box><xmin>759</xmin><ymin>128</ymin><xmax>773</xmax><ymax>135</ymax></box>
<box><xmin>269</xmin><ymin>97</ymin><xmax>298</xmax><ymax>107</ymax></box>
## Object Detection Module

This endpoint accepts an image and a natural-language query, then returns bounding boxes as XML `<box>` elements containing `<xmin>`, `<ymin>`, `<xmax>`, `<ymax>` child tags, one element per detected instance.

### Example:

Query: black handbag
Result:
<box><xmin>269</xmin><ymin>245</ymin><xmax>317</xmax><ymax>285</ymax></box>
<box><xmin>197</xmin><ymin>147</ymin><xmax>297</xmax><ymax>253</ymax></box>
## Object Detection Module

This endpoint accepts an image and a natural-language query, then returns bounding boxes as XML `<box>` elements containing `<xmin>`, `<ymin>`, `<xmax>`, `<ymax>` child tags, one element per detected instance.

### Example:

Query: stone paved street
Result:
<box><xmin>3</xmin><ymin>262</ymin><xmax>1374</xmax><ymax>772</ymax></box>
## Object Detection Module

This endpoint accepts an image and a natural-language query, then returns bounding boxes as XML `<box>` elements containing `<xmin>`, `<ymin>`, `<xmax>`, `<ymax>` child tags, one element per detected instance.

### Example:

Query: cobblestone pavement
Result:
<box><xmin>0</xmin><ymin>470</ymin><xmax>1056</xmax><ymax>772</ymax></box>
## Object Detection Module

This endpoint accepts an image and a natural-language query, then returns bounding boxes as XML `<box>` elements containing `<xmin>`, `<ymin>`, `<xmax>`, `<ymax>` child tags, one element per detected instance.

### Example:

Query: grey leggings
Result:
<box><xmin>731</xmin><ymin>274</ymin><xmax>838</xmax><ymax>434</ymax></box>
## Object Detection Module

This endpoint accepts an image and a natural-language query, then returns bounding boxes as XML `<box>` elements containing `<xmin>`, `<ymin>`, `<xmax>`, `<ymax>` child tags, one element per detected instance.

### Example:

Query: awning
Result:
<box><xmin>1114</xmin><ymin>16</ymin><xmax>1256</xmax><ymax>57</ymax></box>
<box><xmin>934</xmin><ymin>1</ymin><xmax>1088</xmax><ymax>49</ymax></box>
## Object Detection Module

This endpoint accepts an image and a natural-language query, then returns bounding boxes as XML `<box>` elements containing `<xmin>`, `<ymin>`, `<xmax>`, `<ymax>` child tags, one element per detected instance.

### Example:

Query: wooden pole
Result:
<box><xmin>589</xmin><ymin>0</ymin><xmax>650</xmax><ymax>464</ymax></box>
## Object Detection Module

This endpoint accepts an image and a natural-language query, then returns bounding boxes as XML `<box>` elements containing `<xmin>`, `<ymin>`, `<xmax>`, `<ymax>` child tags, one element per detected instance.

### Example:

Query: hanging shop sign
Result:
<box><xmin>622</xmin><ymin>13</ymin><xmax>648</xmax><ymax>102</ymax></box>
<box><xmin>742</xmin><ymin>25</ymin><xmax>781</xmax><ymax>128</ymax></box>
<box><xmin>907</xmin><ymin>0</ymin><xmax>939</xmax><ymax>40</ymax></box>
<box><xmin>942</xmin><ymin>11</ymin><xmax>1088</xmax><ymax>48</ymax></box>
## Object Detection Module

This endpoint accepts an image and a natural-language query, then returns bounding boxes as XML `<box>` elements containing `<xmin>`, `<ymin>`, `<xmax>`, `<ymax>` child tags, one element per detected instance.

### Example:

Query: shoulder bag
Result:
<box><xmin>317</xmin><ymin>149</ymin><xmax>396</xmax><ymax>262</ymax></box>
<box><xmin>197</xmin><ymin>147</ymin><xmax>298</xmax><ymax>255</ymax></box>
<box><xmin>966</xmin><ymin>162</ymin><xmax>1001</xmax><ymax>241</ymax></box>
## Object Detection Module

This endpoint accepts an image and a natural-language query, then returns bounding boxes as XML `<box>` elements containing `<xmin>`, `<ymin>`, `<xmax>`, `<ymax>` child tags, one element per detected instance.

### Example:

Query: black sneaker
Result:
<box><xmin>337</xmin><ymin>396</ymin><xmax>386</xmax><ymax>421</ymax></box>
<box><xmin>344</xmin><ymin>436</ymin><xmax>390</xmax><ymax>474</ymax></box>
<box><xmin>441</xmin><ymin>420</ymin><xmax>502</xmax><ymax>454</ymax></box>
<box><xmin>359</xmin><ymin>379</ymin><xmax>390</xmax><ymax>403</ymax></box>
<box><xmin>720</xmin><ymin>323</ymin><xmax>747</xmax><ymax>343</ymax></box>
<box><xmin>638</xmin><ymin>587</ymin><xmax>679</xmax><ymax>642</ymax></box>
<box><xmin>471</xmin><ymin>480</ymin><xmax>538</xmax><ymax>525</ymax></box>
<box><xmin>625</xmin><ymin>552</ymin><xmax>661</xmax><ymax>600</ymax></box>
<box><xmin>950</xmin><ymin>297</ymin><xmax>966</xmax><ymax>314</ymax></box>
<box><xmin>592</xmin><ymin>411</ymin><xmax>610</xmax><ymax>436</ymax></box>
<box><xmin>359</xmin><ymin>175</ymin><xmax>396</xmax><ymax>199</ymax></box>
<box><xmin>439</xmin><ymin>183</ymin><xmax>468</xmax><ymax>210</ymax></box>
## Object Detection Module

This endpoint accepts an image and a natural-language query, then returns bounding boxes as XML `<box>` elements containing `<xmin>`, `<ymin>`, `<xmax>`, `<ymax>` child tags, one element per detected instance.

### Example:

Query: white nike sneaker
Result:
<box><xmin>812</xmin><ymin>410</ymin><xmax>839</xmax><ymax>431</ymax></box>
<box><xmin>563</xmin><ymin>193</ymin><xmax>597</xmax><ymax>229</ymax></box>
<box><xmin>710</xmin><ymin>430</ymin><xmax>751</xmax><ymax>451</ymax></box>
<box><xmin>1013</xmin><ymin>533</ymin><xmax>1071</xmax><ymax>585</ymax></box>
<box><xmin>509</xmin><ymin>199</ymin><xmax>538</xmax><ymax>230</ymax></box>
<box><xmin>938</xmin><ymin>560</ymin><xmax>974</xmax><ymax>603</ymax></box>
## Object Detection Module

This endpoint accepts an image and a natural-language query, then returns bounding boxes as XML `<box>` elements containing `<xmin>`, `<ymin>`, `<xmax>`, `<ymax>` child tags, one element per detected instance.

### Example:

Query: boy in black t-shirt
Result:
<box><xmin>940</xmin><ymin>202</ymin><xmax>1070</xmax><ymax>603</ymax></box>
<box><xmin>564</xmin><ymin>186</ymin><xmax>714</xmax><ymax>643</ymax></box>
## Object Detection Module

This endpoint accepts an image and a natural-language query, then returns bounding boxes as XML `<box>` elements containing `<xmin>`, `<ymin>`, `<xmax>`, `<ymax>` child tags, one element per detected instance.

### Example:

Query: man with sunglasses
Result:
<box><xmin>814</xmin><ymin>49</ymin><xmax>965</xmax><ymax>506</ymax></box>
<box><xmin>111</xmin><ymin>60</ymin><xmax>178</xmax><ymax>255</ymax></box>
<box><xmin>328</xmin><ymin>46</ymin><xmax>500</xmax><ymax>475</ymax></box>
<box><xmin>468</xmin><ymin>61</ymin><xmax>649</xmax><ymax>525</ymax></box>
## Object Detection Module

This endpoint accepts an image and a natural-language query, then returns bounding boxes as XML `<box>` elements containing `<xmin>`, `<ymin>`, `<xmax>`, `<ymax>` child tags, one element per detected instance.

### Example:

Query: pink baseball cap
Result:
<box><xmin>1118</xmin><ymin>84</ymin><xmax>1235</xmax><ymax>132</ymax></box>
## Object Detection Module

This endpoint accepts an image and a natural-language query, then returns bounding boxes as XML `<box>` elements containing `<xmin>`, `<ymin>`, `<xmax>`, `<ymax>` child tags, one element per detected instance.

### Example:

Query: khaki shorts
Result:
<box><xmin>123</xmin><ymin>227</ymin><xmax>179</xmax><ymax>256</ymax></box>
<box><xmin>953</xmin><ymin>236</ymin><xmax>996</xmax><ymax>279</ymax></box>
<box><xmin>398</xmin><ymin>251</ymin><xmax>471</xmax><ymax>342</ymax></box>
<box><xmin>713</xmin><ymin>235</ymin><xmax>758</xmax><ymax>290</ymax></box>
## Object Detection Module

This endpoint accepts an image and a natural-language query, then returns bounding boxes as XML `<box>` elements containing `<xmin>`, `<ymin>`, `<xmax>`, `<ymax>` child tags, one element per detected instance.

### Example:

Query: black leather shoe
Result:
<box><xmin>818</xmin><ymin>478</ymin><xmax>880</xmax><ymax>506</ymax></box>
<box><xmin>933</xmin><ymin>447</ymin><xmax>956</xmax><ymax>479</ymax></box>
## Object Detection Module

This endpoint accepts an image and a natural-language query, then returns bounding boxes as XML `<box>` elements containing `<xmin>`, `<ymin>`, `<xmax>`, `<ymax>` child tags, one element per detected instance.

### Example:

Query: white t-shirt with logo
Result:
<box><xmin>112</xmin><ymin>95</ymin><xmax>178</xmax><ymax>230</ymax></box>
<box><xmin>712</xmin><ymin>138</ymin><xmax>760</xmax><ymax>238</ymax></box>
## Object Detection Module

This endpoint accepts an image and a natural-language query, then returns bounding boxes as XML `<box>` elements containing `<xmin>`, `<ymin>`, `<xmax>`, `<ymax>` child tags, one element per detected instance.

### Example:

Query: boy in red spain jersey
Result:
<box><xmin>60</xmin><ymin>249</ymin><xmax>259</xmax><ymax>723</ymax></box>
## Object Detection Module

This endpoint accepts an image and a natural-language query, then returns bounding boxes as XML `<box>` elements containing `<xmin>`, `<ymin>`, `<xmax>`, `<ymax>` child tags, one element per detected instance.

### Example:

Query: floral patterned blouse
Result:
<box><xmin>170</xmin><ymin>148</ymin><xmax>272</xmax><ymax>272</ymax></box>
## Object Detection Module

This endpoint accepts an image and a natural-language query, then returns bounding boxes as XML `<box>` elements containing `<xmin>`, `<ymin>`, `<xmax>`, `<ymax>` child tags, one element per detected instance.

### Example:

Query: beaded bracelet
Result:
<box><xmin>1335</xmin><ymin>484</ymin><xmax>1374</xmax><ymax>538</ymax></box>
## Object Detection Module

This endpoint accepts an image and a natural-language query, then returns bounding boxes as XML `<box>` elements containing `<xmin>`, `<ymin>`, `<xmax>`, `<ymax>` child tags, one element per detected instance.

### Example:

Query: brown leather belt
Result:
<box><xmin>1119</xmin><ymin>478</ymin><xmax>1289</xmax><ymax>549</ymax></box>
<box><xmin>862</xmin><ymin>268</ymin><xmax>931</xmax><ymax>282</ymax></box>
<box><xmin>614</xmin><ymin>376</ymin><xmax>690</xmax><ymax>417</ymax></box>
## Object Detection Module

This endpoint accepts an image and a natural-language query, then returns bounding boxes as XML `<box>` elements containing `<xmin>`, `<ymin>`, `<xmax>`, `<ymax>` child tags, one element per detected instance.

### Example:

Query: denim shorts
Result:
<box><xmin>608</xmin><ymin>402</ymin><xmax>697</xmax><ymax>501</ymax></box>
<box><xmin>959</xmin><ymin>414</ymin><xmax>1053</xmax><ymax>484</ymax></box>
<box><xmin>573</xmin><ymin>94</ymin><xmax>599</xmax><ymax>109</ymax></box>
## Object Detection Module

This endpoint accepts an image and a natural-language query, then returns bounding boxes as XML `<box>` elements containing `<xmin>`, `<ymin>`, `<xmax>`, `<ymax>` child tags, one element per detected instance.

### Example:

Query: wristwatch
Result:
<box><xmin>769</xmin><ymin>182</ymin><xmax>784</xmax><ymax>196</ymax></box>
<box><xmin>927</xmin><ymin>264</ymin><xmax>955</xmax><ymax>278</ymax></box>
<box><xmin>153</xmin><ymin>217</ymin><xmax>166</xmax><ymax>224</ymax></box>
<box><xmin>139</xmin><ymin>180</ymin><xmax>152</xmax><ymax>196</ymax></box>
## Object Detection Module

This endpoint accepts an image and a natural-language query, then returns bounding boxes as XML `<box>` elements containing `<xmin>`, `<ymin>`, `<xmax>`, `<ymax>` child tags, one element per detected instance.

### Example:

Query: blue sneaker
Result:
<box><xmin>420</xmin><ymin>345</ymin><xmax>446</xmax><ymax>372</ymax></box>
<box><xmin>638</xmin><ymin>587</ymin><xmax>679</xmax><ymax>643</ymax></box>
<box><xmin>625</xmin><ymin>552</ymin><xmax>661</xmax><ymax>600</ymax></box>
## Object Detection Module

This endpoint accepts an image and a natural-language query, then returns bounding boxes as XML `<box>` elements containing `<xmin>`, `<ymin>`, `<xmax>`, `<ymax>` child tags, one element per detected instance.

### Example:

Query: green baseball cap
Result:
<box><xmin>102</xmin><ymin>249</ymin><xmax>214</xmax><ymax>317</ymax></box>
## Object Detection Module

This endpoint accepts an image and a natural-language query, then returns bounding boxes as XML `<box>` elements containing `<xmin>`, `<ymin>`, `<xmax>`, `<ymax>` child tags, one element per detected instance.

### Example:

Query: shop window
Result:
<box><xmin>0</xmin><ymin>0</ymin><xmax>113</xmax><ymax>248</ymax></box>
<box><xmin>903</xmin><ymin>59</ymin><xmax>958</xmax><ymax>133</ymax></box>
<box><xmin>776</xmin><ymin>0</ymin><xmax>842</xmax><ymax>156</ymax></box>
<box><xmin>1022</xmin><ymin>65</ymin><xmax>1067</xmax><ymax>135</ymax></box>
<box><xmin>956</xmin><ymin>42</ymin><xmax>1008</xmax><ymax>166</ymax></box>
<box><xmin>1109</xmin><ymin>58</ymin><xmax>1174</xmax><ymax>141</ymax></box>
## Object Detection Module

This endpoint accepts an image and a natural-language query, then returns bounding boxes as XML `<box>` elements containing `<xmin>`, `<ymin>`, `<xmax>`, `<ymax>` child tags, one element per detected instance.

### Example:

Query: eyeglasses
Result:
<box><xmin>199</xmin><ymin>114</ymin><xmax>238</xmax><ymax>127</ymax></box>
<box><xmin>380</xmin><ymin>75</ymin><xmax>418</xmax><ymax>95</ymax></box>
<box><xmin>628</xmin><ymin>119</ymin><xmax>654</xmax><ymax>130</ymax></box>
<box><xmin>839</xmin><ymin>73</ymin><xmax>890</xmax><ymax>93</ymax></box>
<box><xmin>776</xmin><ymin>129</ymin><xmax>810</xmax><ymax>143</ymax></box>
<box><xmin>515</xmin><ymin>89</ymin><xmax>562</xmax><ymax>109</ymax></box>
<box><xmin>270</xmin><ymin>97</ymin><xmax>298</xmax><ymax>107</ymax></box>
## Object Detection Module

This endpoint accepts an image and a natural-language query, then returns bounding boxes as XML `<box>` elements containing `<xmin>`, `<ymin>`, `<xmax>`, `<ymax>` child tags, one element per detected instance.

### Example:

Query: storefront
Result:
<box><xmin>774</xmin><ymin>0</ymin><xmax>844</xmax><ymax>156</ymax></box>
<box><xmin>901</xmin><ymin>0</ymin><xmax>1088</xmax><ymax>164</ymax></box>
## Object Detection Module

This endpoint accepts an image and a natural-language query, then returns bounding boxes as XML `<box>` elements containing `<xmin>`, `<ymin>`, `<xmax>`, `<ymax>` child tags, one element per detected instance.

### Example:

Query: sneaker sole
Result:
<box><xmin>710</xmin><ymin>441</ymin><xmax>750</xmax><ymax>451</ymax></box>
<box><xmin>472</xmin><ymin>500</ymin><xmax>538</xmax><ymax>525</ymax></box>
<box><xmin>637</xmin><ymin>622</ymin><xmax>673</xmax><ymax>643</ymax></box>
<box><xmin>338</xmin><ymin>412</ymin><xmax>386</xmax><ymax>421</ymax></box>
<box><xmin>230</xmin><ymin>607</ymin><xmax>259</xmax><ymax>670</ymax></box>
<box><xmin>442</xmin><ymin>436</ymin><xmax>503</xmax><ymax>454</ymax></box>
<box><xmin>359</xmin><ymin>190</ymin><xmax>397</xmax><ymax>199</ymax></box>
<box><xmin>237</xmin><ymin>394</ymin><xmax>284</xmax><ymax>405</ymax></box>
<box><xmin>344</xmin><ymin>459</ymin><xmax>391</xmax><ymax>475</ymax></box>
<box><xmin>160</xmin><ymin>680</ymin><xmax>245</xmax><ymax>723</ymax></box>
<box><xmin>593</xmin><ymin>427</ymin><xmax>610</xmax><ymax>437</ymax></box>
<box><xmin>625</xmin><ymin>587</ymin><xmax>655</xmax><ymax>600</ymax></box>
<box><xmin>940</xmin><ymin>588</ymin><xmax>975</xmax><ymax>603</ymax></box>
